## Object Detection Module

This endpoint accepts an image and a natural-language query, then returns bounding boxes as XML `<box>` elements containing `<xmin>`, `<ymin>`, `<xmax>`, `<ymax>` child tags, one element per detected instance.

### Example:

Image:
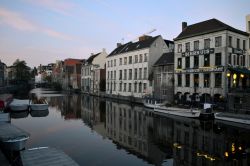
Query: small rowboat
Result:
<box><xmin>30</xmin><ymin>98</ymin><xmax>49</xmax><ymax>111</ymax></box>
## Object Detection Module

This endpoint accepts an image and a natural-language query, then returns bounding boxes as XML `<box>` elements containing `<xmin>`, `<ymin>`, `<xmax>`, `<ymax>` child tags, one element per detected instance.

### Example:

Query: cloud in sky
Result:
<box><xmin>0</xmin><ymin>7</ymin><xmax>72</xmax><ymax>40</ymax></box>
<box><xmin>23</xmin><ymin>0</ymin><xmax>75</xmax><ymax>15</ymax></box>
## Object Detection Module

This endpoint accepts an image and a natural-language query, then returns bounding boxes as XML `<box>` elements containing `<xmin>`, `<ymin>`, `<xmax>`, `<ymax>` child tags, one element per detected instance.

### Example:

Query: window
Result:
<box><xmin>194</xmin><ymin>56</ymin><xmax>199</xmax><ymax>68</ymax></box>
<box><xmin>139</xmin><ymin>68</ymin><xmax>142</xmax><ymax>79</ymax></box>
<box><xmin>233</xmin><ymin>54</ymin><xmax>236</xmax><ymax>65</ymax></box>
<box><xmin>144</xmin><ymin>53</ymin><xmax>148</xmax><ymax>62</ymax></box>
<box><xmin>119</xmin><ymin>70</ymin><xmax>122</xmax><ymax>80</ymax></box>
<box><xmin>108</xmin><ymin>61</ymin><xmax>110</xmax><ymax>67</ymax></box>
<box><xmin>237</xmin><ymin>38</ymin><xmax>240</xmax><ymax>49</ymax></box>
<box><xmin>185</xmin><ymin>42</ymin><xmax>190</xmax><ymax>52</ymax></box>
<box><xmin>204</xmin><ymin>74</ymin><xmax>210</xmax><ymax>88</ymax></box>
<box><xmin>215</xmin><ymin>73</ymin><xmax>222</xmax><ymax>87</ymax></box>
<box><xmin>215</xmin><ymin>36</ymin><xmax>222</xmax><ymax>47</ymax></box>
<box><xmin>204</xmin><ymin>39</ymin><xmax>210</xmax><ymax>49</ymax></box>
<box><xmin>134</xmin><ymin>83</ymin><xmax>137</xmax><ymax>92</ymax></box>
<box><xmin>139</xmin><ymin>83</ymin><xmax>142</xmax><ymax>93</ymax></box>
<box><xmin>237</xmin><ymin>55</ymin><xmax>240</xmax><ymax>65</ymax></box>
<box><xmin>119</xmin><ymin>58</ymin><xmax>122</xmax><ymax>65</ymax></box>
<box><xmin>194</xmin><ymin>41</ymin><xmax>199</xmax><ymax>50</ymax></box>
<box><xmin>107</xmin><ymin>83</ymin><xmax>109</xmax><ymax>91</ymax></box>
<box><xmin>143</xmin><ymin>67</ymin><xmax>147</xmax><ymax>79</ymax></box>
<box><xmin>204</xmin><ymin>54</ymin><xmax>210</xmax><ymax>66</ymax></box>
<box><xmin>119</xmin><ymin>83</ymin><xmax>122</xmax><ymax>91</ymax></box>
<box><xmin>135</xmin><ymin>55</ymin><xmax>138</xmax><ymax>63</ymax></box>
<box><xmin>177</xmin><ymin>58</ymin><xmax>182</xmax><ymax>69</ymax></box>
<box><xmin>143</xmin><ymin>83</ymin><xmax>147</xmax><ymax>91</ymax></box>
<box><xmin>178</xmin><ymin>44</ymin><xmax>182</xmax><ymax>53</ymax></box>
<box><xmin>124</xmin><ymin>83</ymin><xmax>126</xmax><ymax>92</ymax></box>
<box><xmin>185</xmin><ymin>74</ymin><xmax>190</xmax><ymax>87</ymax></box>
<box><xmin>108</xmin><ymin>71</ymin><xmax>110</xmax><ymax>79</ymax></box>
<box><xmin>243</xmin><ymin>40</ymin><xmax>246</xmax><ymax>50</ymax></box>
<box><xmin>124</xmin><ymin>57</ymin><xmax>127</xmax><ymax>65</ymax></box>
<box><xmin>215</xmin><ymin>53</ymin><xmax>222</xmax><ymax>66</ymax></box>
<box><xmin>114</xmin><ymin>82</ymin><xmax>116</xmax><ymax>91</ymax></box>
<box><xmin>114</xmin><ymin>71</ymin><xmax>116</xmax><ymax>79</ymax></box>
<box><xmin>194</xmin><ymin>74</ymin><xmax>199</xmax><ymax>87</ymax></box>
<box><xmin>111</xmin><ymin>71</ymin><xmax>113</xmax><ymax>79</ymax></box>
<box><xmin>185</xmin><ymin>57</ymin><xmax>190</xmax><ymax>69</ymax></box>
<box><xmin>177</xmin><ymin>74</ymin><xmax>182</xmax><ymax>87</ymax></box>
<box><xmin>128</xmin><ymin>83</ymin><xmax>132</xmax><ymax>92</ymax></box>
<box><xmin>129</xmin><ymin>56</ymin><xmax>132</xmax><ymax>64</ymax></box>
<box><xmin>228</xmin><ymin>53</ymin><xmax>231</xmax><ymax>65</ymax></box>
<box><xmin>243</xmin><ymin>55</ymin><xmax>245</xmax><ymax>66</ymax></box>
<box><xmin>124</xmin><ymin>69</ymin><xmax>127</xmax><ymax>80</ymax></box>
<box><xmin>134</xmin><ymin>69</ymin><xmax>138</xmax><ymax>79</ymax></box>
<box><xmin>228</xmin><ymin>36</ymin><xmax>232</xmax><ymax>47</ymax></box>
<box><xmin>129</xmin><ymin>69</ymin><xmax>132</xmax><ymax>80</ymax></box>
<box><xmin>139</xmin><ymin>54</ymin><xmax>143</xmax><ymax>62</ymax></box>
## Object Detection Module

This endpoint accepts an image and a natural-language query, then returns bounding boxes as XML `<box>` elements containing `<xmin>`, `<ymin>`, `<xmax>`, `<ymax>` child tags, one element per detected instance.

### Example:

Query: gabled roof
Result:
<box><xmin>175</xmin><ymin>18</ymin><xmax>249</xmax><ymax>41</ymax></box>
<box><xmin>108</xmin><ymin>35</ymin><xmax>160</xmax><ymax>57</ymax></box>
<box><xmin>164</xmin><ymin>40</ymin><xmax>174</xmax><ymax>47</ymax></box>
<box><xmin>87</xmin><ymin>52</ymin><xmax>101</xmax><ymax>64</ymax></box>
<box><xmin>154</xmin><ymin>52</ymin><xmax>174</xmax><ymax>66</ymax></box>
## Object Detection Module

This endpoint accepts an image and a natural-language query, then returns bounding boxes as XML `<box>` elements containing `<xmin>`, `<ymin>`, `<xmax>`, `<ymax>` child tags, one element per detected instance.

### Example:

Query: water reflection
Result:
<box><xmin>11</xmin><ymin>111</ymin><xmax>29</xmax><ymax>119</ymax></box>
<box><xmin>30</xmin><ymin>110</ymin><xmax>49</xmax><ymax>117</ymax></box>
<box><xmin>11</xmin><ymin>91</ymin><xmax>250</xmax><ymax>166</ymax></box>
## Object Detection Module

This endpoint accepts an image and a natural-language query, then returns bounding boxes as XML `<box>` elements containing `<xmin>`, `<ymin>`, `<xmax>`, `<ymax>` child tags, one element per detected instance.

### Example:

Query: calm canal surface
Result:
<box><xmin>11</xmin><ymin>89</ymin><xmax>250</xmax><ymax>166</ymax></box>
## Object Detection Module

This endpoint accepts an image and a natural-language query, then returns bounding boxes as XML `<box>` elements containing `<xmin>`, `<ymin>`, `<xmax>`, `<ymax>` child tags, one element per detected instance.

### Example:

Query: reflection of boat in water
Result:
<box><xmin>11</xmin><ymin>111</ymin><xmax>29</xmax><ymax>119</ymax></box>
<box><xmin>30</xmin><ymin>109</ymin><xmax>49</xmax><ymax>117</ymax></box>
<box><xmin>30</xmin><ymin>98</ymin><xmax>49</xmax><ymax>111</ymax></box>
<box><xmin>154</xmin><ymin>106</ymin><xmax>201</xmax><ymax>118</ymax></box>
<box><xmin>9</xmin><ymin>99</ymin><xmax>29</xmax><ymax>111</ymax></box>
<box><xmin>215</xmin><ymin>112</ymin><xmax>250</xmax><ymax>125</ymax></box>
<box><xmin>0</xmin><ymin>123</ymin><xmax>30</xmax><ymax>151</ymax></box>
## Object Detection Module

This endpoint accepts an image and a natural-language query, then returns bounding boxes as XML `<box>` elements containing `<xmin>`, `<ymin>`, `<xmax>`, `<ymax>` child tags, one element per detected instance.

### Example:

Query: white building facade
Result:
<box><xmin>174</xmin><ymin>19</ymin><xmax>249</xmax><ymax>104</ymax></box>
<box><xmin>81</xmin><ymin>49</ymin><xmax>107</xmax><ymax>93</ymax></box>
<box><xmin>106</xmin><ymin>35</ymin><xmax>174</xmax><ymax>98</ymax></box>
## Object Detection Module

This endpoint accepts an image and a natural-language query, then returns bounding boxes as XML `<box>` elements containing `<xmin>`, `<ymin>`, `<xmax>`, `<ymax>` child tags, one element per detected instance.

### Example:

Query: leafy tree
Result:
<box><xmin>12</xmin><ymin>59</ymin><xmax>31</xmax><ymax>83</ymax></box>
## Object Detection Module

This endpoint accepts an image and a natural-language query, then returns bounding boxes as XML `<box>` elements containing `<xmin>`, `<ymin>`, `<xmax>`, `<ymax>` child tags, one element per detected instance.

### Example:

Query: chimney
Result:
<box><xmin>117</xmin><ymin>43</ymin><xmax>122</xmax><ymax>48</ymax></box>
<box><xmin>91</xmin><ymin>53</ymin><xmax>94</xmax><ymax>56</ymax></box>
<box><xmin>139</xmin><ymin>35</ymin><xmax>152</xmax><ymax>41</ymax></box>
<box><xmin>102</xmin><ymin>48</ymin><xmax>106</xmax><ymax>53</ymax></box>
<box><xmin>182</xmin><ymin>22</ymin><xmax>187</xmax><ymax>31</ymax></box>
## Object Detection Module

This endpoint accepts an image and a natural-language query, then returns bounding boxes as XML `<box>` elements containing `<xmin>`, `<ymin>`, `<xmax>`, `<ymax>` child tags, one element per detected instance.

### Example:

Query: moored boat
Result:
<box><xmin>215</xmin><ymin>112</ymin><xmax>250</xmax><ymax>125</ymax></box>
<box><xmin>0</xmin><ymin>123</ymin><xmax>30</xmax><ymax>151</ymax></box>
<box><xmin>9</xmin><ymin>99</ymin><xmax>29</xmax><ymax>111</ymax></box>
<box><xmin>154</xmin><ymin>106</ymin><xmax>201</xmax><ymax>118</ymax></box>
<box><xmin>30</xmin><ymin>98</ymin><xmax>49</xmax><ymax>111</ymax></box>
<box><xmin>0</xmin><ymin>94</ymin><xmax>13</xmax><ymax>111</ymax></box>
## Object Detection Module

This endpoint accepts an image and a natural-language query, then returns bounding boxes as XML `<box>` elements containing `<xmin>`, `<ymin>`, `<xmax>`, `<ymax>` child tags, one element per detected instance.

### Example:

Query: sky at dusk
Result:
<box><xmin>0</xmin><ymin>0</ymin><xmax>250</xmax><ymax>67</ymax></box>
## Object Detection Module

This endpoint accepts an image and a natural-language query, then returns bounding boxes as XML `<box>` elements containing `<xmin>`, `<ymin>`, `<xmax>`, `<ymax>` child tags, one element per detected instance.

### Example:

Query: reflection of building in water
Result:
<box><xmin>153</xmin><ymin>113</ymin><xmax>250</xmax><ymax>166</ymax></box>
<box><xmin>81</xmin><ymin>95</ymin><xmax>106</xmax><ymax>137</ymax></box>
<box><xmin>106</xmin><ymin>101</ymin><xmax>169</xmax><ymax>165</ymax></box>
<box><xmin>49</xmin><ymin>95</ymin><xmax>82</xmax><ymax>120</ymax></box>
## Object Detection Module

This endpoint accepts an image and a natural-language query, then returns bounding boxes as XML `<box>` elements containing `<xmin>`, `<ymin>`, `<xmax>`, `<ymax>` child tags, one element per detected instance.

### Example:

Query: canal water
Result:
<box><xmin>11</xmin><ymin>89</ymin><xmax>250</xmax><ymax>166</ymax></box>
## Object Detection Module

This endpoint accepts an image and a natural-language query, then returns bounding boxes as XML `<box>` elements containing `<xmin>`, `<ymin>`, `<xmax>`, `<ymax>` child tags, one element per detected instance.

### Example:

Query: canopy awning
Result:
<box><xmin>228</xmin><ymin>67</ymin><xmax>250</xmax><ymax>75</ymax></box>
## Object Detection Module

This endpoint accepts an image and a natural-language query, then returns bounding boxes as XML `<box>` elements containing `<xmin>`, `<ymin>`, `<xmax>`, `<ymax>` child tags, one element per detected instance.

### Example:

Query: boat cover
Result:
<box><xmin>0</xmin><ymin>123</ymin><xmax>30</xmax><ymax>142</ymax></box>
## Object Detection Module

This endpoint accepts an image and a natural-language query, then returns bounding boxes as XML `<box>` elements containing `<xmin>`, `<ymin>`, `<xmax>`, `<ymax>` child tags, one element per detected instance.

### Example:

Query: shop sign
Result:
<box><xmin>182</xmin><ymin>48</ymin><xmax>214</xmax><ymax>57</ymax></box>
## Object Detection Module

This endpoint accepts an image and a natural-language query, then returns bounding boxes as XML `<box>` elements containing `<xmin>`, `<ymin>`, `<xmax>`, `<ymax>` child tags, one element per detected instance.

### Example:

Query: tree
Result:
<box><xmin>12</xmin><ymin>59</ymin><xmax>31</xmax><ymax>83</ymax></box>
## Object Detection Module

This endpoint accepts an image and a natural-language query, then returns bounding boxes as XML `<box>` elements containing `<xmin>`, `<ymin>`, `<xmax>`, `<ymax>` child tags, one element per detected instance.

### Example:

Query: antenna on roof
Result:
<box><xmin>131</xmin><ymin>28</ymin><xmax>156</xmax><ymax>42</ymax></box>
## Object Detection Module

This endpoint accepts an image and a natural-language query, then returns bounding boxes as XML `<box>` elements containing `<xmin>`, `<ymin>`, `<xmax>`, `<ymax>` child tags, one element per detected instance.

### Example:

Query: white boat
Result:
<box><xmin>0</xmin><ymin>123</ymin><xmax>30</xmax><ymax>151</ymax></box>
<box><xmin>215</xmin><ymin>113</ymin><xmax>250</xmax><ymax>125</ymax></box>
<box><xmin>30</xmin><ymin>98</ymin><xmax>49</xmax><ymax>111</ymax></box>
<box><xmin>9</xmin><ymin>99</ymin><xmax>29</xmax><ymax>111</ymax></box>
<box><xmin>154</xmin><ymin>106</ymin><xmax>201</xmax><ymax>118</ymax></box>
<box><xmin>143</xmin><ymin>101</ymin><xmax>164</xmax><ymax>109</ymax></box>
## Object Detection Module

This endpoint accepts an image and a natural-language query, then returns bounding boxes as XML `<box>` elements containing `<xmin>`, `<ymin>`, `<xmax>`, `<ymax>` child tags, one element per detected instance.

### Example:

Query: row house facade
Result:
<box><xmin>62</xmin><ymin>58</ymin><xmax>84</xmax><ymax>90</ymax></box>
<box><xmin>174</xmin><ymin>19</ymin><xmax>250</xmax><ymax>105</ymax></box>
<box><xmin>153</xmin><ymin>52</ymin><xmax>174</xmax><ymax>102</ymax></box>
<box><xmin>0</xmin><ymin>60</ymin><xmax>7</xmax><ymax>87</ymax></box>
<box><xmin>81</xmin><ymin>49</ymin><xmax>107</xmax><ymax>93</ymax></box>
<box><xmin>106</xmin><ymin>35</ymin><xmax>174</xmax><ymax>98</ymax></box>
